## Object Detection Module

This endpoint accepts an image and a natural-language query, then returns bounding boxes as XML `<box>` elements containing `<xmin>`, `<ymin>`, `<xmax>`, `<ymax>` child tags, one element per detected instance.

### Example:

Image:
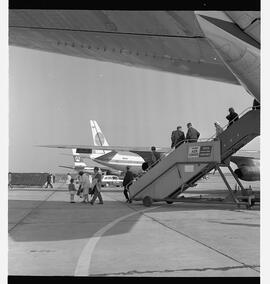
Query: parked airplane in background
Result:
<box><xmin>89</xmin><ymin>120</ymin><xmax>146</xmax><ymax>175</ymax></box>
<box><xmin>55</xmin><ymin>120</ymin><xmax>168</xmax><ymax>176</ymax></box>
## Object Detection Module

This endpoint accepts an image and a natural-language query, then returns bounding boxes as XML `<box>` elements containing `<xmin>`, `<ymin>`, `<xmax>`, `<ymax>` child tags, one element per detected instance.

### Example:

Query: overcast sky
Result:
<box><xmin>9</xmin><ymin>46</ymin><xmax>259</xmax><ymax>173</ymax></box>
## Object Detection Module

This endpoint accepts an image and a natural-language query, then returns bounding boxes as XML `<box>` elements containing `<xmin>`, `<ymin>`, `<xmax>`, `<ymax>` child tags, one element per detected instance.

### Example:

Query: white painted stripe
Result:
<box><xmin>74</xmin><ymin>205</ymin><xmax>160</xmax><ymax>276</ymax></box>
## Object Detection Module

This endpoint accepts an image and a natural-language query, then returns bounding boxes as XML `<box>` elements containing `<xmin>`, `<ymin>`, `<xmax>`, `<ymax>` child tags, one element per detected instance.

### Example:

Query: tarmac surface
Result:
<box><xmin>8</xmin><ymin>176</ymin><xmax>260</xmax><ymax>277</ymax></box>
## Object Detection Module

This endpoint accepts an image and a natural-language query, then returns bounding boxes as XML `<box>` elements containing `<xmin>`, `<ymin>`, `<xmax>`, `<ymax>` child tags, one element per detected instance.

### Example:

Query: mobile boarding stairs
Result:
<box><xmin>129</xmin><ymin>107</ymin><xmax>260</xmax><ymax>209</ymax></box>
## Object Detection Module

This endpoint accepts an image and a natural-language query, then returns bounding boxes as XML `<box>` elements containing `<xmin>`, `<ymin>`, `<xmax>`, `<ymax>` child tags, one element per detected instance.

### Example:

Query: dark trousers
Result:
<box><xmin>45</xmin><ymin>182</ymin><xmax>53</xmax><ymax>188</ymax></box>
<box><xmin>124</xmin><ymin>186</ymin><xmax>130</xmax><ymax>201</ymax></box>
<box><xmin>91</xmin><ymin>188</ymin><xmax>103</xmax><ymax>204</ymax></box>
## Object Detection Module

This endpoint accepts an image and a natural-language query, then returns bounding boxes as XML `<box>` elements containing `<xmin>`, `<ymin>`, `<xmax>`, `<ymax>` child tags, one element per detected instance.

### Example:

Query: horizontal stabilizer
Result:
<box><xmin>58</xmin><ymin>165</ymin><xmax>75</xmax><ymax>170</ymax></box>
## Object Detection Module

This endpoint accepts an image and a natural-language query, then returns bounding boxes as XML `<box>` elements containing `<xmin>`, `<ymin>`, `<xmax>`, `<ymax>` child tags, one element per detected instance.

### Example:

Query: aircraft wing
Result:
<box><xmin>38</xmin><ymin>144</ymin><xmax>171</xmax><ymax>161</ymax></box>
<box><xmin>9</xmin><ymin>10</ymin><xmax>241</xmax><ymax>85</ymax></box>
<box><xmin>230</xmin><ymin>156</ymin><xmax>259</xmax><ymax>167</ymax></box>
<box><xmin>233</xmin><ymin>150</ymin><xmax>260</xmax><ymax>159</ymax></box>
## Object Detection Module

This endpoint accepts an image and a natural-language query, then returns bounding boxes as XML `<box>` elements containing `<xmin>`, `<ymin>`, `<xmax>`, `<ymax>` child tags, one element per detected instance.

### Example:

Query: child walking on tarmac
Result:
<box><xmin>68</xmin><ymin>178</ymin><xmax>76</xmax><ymax>203</ymax></box>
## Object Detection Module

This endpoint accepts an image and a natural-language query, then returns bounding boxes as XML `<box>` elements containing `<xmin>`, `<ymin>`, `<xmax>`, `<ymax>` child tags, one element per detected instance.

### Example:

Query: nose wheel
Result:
<box><xmin>143</xmin><ymin>196</ymin><xmax>153</xmax><ymax>207</ymax></box>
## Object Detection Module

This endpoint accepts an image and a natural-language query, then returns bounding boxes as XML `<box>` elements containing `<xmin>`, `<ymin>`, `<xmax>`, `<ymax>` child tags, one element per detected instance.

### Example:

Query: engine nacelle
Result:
<box><xmin>234</xmin><ymin>166</ymin><xmax>260</xmax><ymax>181</ymax></box>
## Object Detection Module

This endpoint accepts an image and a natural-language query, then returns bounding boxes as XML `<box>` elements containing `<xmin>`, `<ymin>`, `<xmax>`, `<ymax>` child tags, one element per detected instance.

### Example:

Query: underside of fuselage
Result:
<box><xmin>93</xmin><ymin>158</ymin><xmax>143</xmax><ymax>175</ymax></box>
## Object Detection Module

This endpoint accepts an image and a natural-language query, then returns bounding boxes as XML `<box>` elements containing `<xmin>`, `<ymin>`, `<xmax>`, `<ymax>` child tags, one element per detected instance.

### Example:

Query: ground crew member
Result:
<box><xmin>45</xmin><ymin>173</ymin><xmax>53</xmax><ymax>188</ymax></box>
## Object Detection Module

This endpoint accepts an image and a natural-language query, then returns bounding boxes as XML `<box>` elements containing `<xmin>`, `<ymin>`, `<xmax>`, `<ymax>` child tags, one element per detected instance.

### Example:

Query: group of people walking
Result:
<box><xmin>67</xmin><ymin>167</ymin><xmax>104</xmax><ymax>205</ymax></box>
<box><xmin>66</xmin><ymin>166</ymin><xmax>135</xmax><ymax>204</ymax></box>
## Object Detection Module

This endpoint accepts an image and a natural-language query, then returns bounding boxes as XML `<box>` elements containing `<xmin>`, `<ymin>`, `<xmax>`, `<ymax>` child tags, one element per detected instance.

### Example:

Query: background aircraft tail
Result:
<box><xmin>72</xmin><ymin>148</ymin><xmax>87</xmax><ymax>169</ymax></box>
<box><xmin>90</xmin><ymin>120</ymin><xmax>111</xmax><ymax>158</ymax></box>
<box><xmin>58</xmin><ymin>149</ymin><xmax>87</xmax><ymax>171</ymax></box>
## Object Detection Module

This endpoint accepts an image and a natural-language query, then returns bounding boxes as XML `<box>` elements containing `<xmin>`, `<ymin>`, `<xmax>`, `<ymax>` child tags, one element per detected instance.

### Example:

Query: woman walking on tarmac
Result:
<box><xmin>79</xmin><ymin>171</ymin><xmax>90</xmax><ymax>203</ymax></box>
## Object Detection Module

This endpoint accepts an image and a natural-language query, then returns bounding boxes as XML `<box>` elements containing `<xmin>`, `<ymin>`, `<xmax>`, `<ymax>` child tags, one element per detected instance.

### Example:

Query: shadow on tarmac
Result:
<box><xmin>9</xmin><ymin>196</ymin><xmax>259</xmax><ymax>243</ymax></box>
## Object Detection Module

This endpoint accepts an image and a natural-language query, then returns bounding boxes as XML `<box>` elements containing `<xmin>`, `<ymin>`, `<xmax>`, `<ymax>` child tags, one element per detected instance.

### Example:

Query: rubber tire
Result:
<box><xmin>143</xmin><ymin>196</ymin><xmax>153</xmax><ymax>207</ymax></box>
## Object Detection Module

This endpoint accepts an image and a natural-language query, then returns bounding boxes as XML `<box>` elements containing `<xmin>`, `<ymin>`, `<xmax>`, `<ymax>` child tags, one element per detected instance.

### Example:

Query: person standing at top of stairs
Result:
<box><xmin>226</xmin><ymin>107</ymin><xmax>239</xmax><ymax>128</ymax></box>
<box><xmin>171</xmin><ymin>126</ymin><xmax>185</xmax><ymax>149</ymax></box>
<box><xmin>186</xmin><ymin>122</ymin><xmax>200</xmax><ymax>143</ymax></box>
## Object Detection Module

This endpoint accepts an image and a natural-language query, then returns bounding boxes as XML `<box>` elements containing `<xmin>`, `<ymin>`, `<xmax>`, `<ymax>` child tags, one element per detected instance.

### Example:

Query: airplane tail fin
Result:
<box><xmin>90</xmin><ymin>120</ymin><xmax>111</xmax><ymax>158</ymax></box>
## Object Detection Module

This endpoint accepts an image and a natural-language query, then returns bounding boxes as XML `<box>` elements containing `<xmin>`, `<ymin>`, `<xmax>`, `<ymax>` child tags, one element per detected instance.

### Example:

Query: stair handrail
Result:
<box><xmin>206</xmin><ymin>106</ymin><xmax>257</xmax><ymax>141</ymax></box>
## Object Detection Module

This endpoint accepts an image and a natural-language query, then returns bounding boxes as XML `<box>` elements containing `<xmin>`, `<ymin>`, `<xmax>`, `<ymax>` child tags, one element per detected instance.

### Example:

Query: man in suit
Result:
<box><xmin>171</xmin><ymin>126</ymin><xmax>185</xmax><ymax>149</ymax></box>
<box><xmin>226</xmin><ymin>107</ymin><xmax>239</xmax><ymax>127</ymax></box>
<box><xmin>186</xmin><ymin>122</ymin><xmax>200</xmax><ymax>143</ymax></box>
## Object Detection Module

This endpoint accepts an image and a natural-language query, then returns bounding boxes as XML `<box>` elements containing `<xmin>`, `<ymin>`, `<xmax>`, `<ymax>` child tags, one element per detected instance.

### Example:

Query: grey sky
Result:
<box><xmin>9</xmin><ymin>46</ymin><xmax>259</xmax><ymax>173</ymax></box>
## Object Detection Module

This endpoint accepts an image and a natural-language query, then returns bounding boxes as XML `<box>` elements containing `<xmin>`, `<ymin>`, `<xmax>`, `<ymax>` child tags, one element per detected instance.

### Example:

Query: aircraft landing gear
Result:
<box><xmin>143</xmin><ymin>196</ymin><xmax>153</xmax><ymax>207</ymax></box>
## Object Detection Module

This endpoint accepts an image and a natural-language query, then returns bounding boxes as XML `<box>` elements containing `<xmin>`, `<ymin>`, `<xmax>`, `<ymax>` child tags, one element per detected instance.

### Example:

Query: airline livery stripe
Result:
<box><xmin>95</xmin><ymin>159</ymin><xmax>142</xmax><ymax>165</ymax></box>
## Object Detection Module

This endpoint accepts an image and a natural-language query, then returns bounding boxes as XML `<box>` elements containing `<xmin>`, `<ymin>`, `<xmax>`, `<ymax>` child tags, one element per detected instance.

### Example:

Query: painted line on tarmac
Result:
<box><xmin>8</xmin><ymin>190</ymin><xmax>57</xmax><ymax>233</ymax></box>
<box><xmin>74</xmin><ymin>205</ymin><xmax>160</xmax><ymax>276</ymax></box>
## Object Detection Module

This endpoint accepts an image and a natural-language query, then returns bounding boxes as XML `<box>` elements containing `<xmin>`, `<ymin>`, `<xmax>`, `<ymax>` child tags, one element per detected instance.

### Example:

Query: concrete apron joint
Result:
<box><xmin>89</xmin><ymin>264</ymin><xmax>260</xmax><ymax>276</ymax></box>
<box><xmin>142</xmin><ymin>210</ymin><xmax>260</xmax><ymax>274</ymax></box>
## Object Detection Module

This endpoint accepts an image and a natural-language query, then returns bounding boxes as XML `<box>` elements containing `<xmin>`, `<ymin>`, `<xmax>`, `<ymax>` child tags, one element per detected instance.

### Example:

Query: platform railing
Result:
<box><xmin>206</xmin><ymin>106</ymin><xmax>258</xmax><ymax>141</ymax></box>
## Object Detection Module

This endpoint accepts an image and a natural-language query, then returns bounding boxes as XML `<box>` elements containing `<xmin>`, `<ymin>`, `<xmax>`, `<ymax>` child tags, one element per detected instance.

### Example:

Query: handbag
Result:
<box><xmin>76</xmin><ymin>185</ymin><xmax>82</xmax><ymax>196</ymax></box>
<box><xmin>89</xmin><ymin>186</ymin><xmax>95</xmax><ymax>195</ymax></box>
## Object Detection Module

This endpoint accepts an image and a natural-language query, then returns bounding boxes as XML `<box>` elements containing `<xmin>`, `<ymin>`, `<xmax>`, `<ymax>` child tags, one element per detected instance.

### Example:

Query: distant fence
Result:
<box><xmin>9</xmin><ymin>172</ymin><xmax>49</xmax><ymax>187</ymax></box>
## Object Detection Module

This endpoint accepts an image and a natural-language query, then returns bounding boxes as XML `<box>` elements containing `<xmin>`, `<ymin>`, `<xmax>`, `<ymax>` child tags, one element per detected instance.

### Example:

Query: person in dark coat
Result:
<box><xmin>45</xmin><ymin>173</ymin><xmax>53</xmax><ymax>188</ymax></box>
<box><xmin>226</xmin><ymin>107</ymin><xmax>239</xmax><ymax>127</ymax></box>
<box><xmin>171</xmin><ymin>126</ymin><xmax>185</xmax><ymax>148</ymax></box>
<box><xmin>122</xmin><ymin>166</ymin><xmax>134</xmax><ymax>203</ymax></box>
<box><xmin>186</xmin><ymin>123</ymin><xmax>200</xmax><ymax>143</ymax></box>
